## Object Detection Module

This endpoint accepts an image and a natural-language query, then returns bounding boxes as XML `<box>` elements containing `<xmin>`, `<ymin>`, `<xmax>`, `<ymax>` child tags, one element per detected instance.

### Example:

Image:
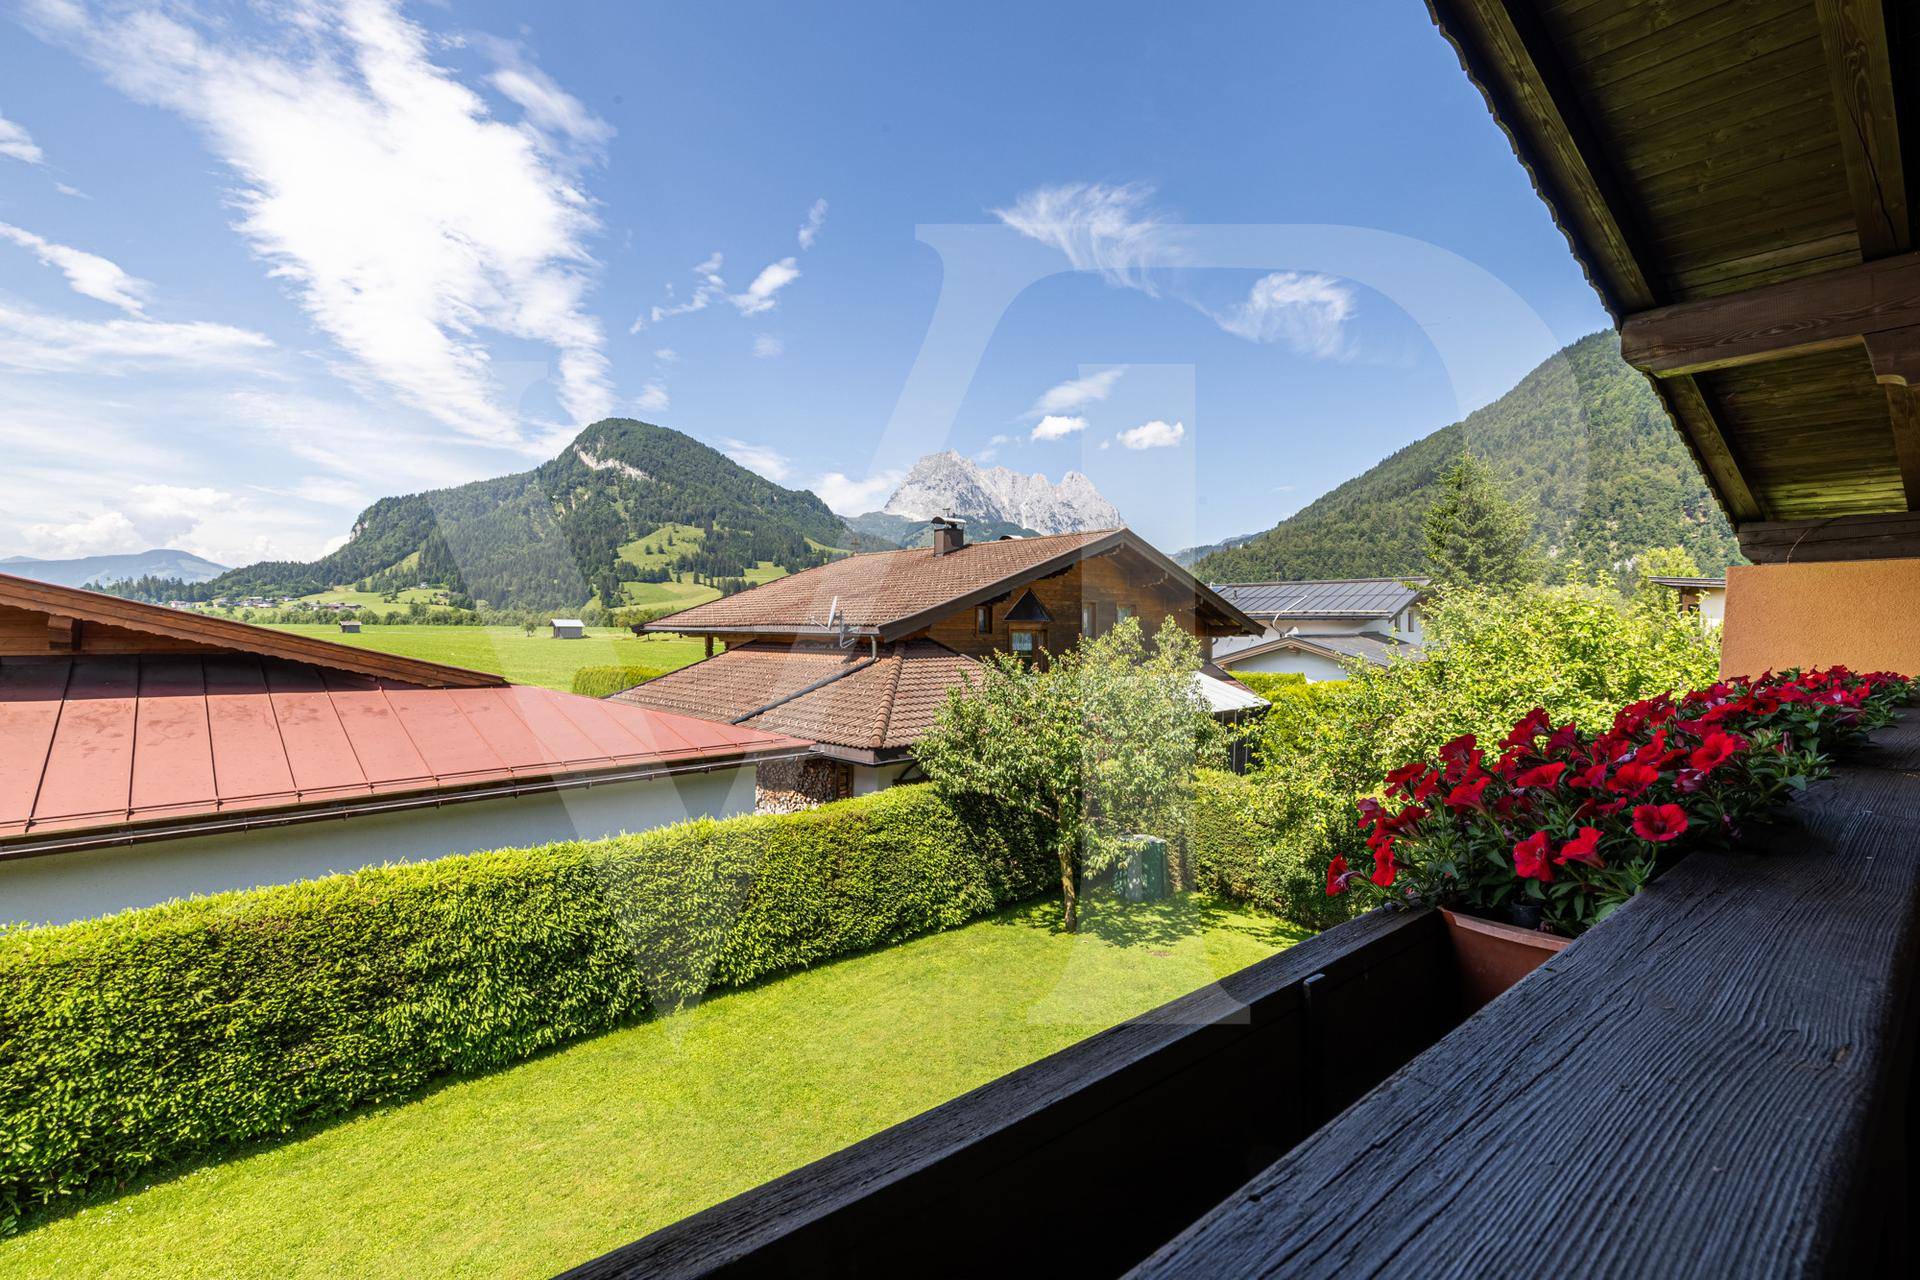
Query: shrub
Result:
<box><xmin>0</xmin><ymin>786</ymin><xmax>1051</xmax><ymax>1230</ymax></box>
<box><xmin>570</xmin><ymin>664</ymin><xmax>667</xmax><ymax>698</ymax></box>
<box><xmin>1187</xmin><ymin>770</ymin><xmax>1350</xmax><ymax>931</ymax></box>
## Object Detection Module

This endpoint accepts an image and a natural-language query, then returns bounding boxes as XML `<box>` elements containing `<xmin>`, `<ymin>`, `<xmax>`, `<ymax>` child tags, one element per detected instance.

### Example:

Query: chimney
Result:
<box><xmin>930</xmin><ymin>516</ymin><xmax>966</xmax><ymax>556</ymax></box>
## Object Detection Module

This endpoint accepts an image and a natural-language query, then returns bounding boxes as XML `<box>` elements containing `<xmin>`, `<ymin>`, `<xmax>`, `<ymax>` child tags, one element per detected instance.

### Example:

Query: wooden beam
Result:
<box><xmin>1620</xmin><ymin>251</ymin><xmax>1920</xmax><ymax>377</ymax></box>
<box><xmin>1886</xmin><ymin>385</ymin><xmax>1920</xmax><ymax>509</ymax></box>
<box><xmin>1863</xmin><ymin>326</ymin><xmax>1920</xmax><ymax>384</ymax></box>
<box><xmin>1737</xmin><ymin>510</ymin><xmax>1920</xmax><ymax>562</ymax></box>
<box><xmin>1816</xmin><ymin>0</ymin><xmax>1911</xmax><ymax>259</ymax></box>
<box><xmin>1653</xmin><ymin>374</ymin><xmax>1766</xmax><ymax>522</ymax></box>
<box><xmin>46</xmin><ymin>615</ymin><xmax>77</xmax><ymax>653</ymax></box>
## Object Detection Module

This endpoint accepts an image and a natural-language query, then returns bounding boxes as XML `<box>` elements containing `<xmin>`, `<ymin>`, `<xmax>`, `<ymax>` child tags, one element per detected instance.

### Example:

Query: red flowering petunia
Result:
<box><xmin>1568</xmin><ymin>761</ymin><xmax>1609</xmax><ymax>791</ymax></box>
<box><xmin>1438</xmin><ymin>732</ymin><xmax>1479</xmax><ymax>764</ymax></box>
<box><xmin>1513</xmin><ymin>761</ymin><xmax>1568</xmax><ymax>791</ymax></box>
<box><xmin>1608</xmin><ymin>761</ymin><xmax>1660</xmax><ymax>796</ymax></box>
<box><xmin>1370</xmin><ymin>841</ymin><xmax>1397</xmax><ymax>887</ymax></box>
<box><xmin>1631</xmin><ymin>803</ymin><xmax>1690</xmax><ymax>843</ymax></box>
<box><xmin>1503</xmin><ymin>707</ymin><xmax>1552</xmax><ymax>749</ymax></box>
<box><xmin>1384</xmin><ymin>761</ymin><xmax>1427</xmax><ymax>793</ymax></box>
<box><xmin>1689</xmin><ymin>731</ymin><xmax>1746</xmax><ymax>773</ymax></box>
<box><xmin>1512</xmin><ymin>830</ymin><xmax>1554</xmax><ymax>882</ymax></box>
<box><xmin>1325</xmin><ymin>855</ymin><xmax>1349</xmax><ymax>896</ymax></box>
<box><xmin>1554</xmin><ymin>826</ymin><xmax>1605</xmax><ymax>868</ymax></box>
<box><xmin>1445</xmin><ymin>774</ymin><xmax>1492</xmax><ymax>813</ymax></box>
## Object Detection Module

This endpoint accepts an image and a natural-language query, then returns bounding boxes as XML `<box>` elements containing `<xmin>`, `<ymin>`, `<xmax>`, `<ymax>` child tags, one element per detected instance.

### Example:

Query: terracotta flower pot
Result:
<box><xmin>1440</xmin><ymin>908</ymin><xmax>1570</xmax><ymax>1014</ymax></box>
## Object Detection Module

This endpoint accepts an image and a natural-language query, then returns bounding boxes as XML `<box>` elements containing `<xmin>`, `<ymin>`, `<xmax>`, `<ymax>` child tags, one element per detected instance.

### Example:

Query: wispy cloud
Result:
<box><xmin>1028</xmin><ymin>367</ymin><xmax>1125</xmax><ymax>418</ymax></box>
<box><xmin>475</xmin><ymin>35</ymin><xmax>614</xmax><ymax>162</ymax></box>
<box><xmin>29</xmin><ymin>0</ymin><xmax>615</xmax><ymax>443</ymax></box>
<box><xmin>643</xmin><ymin>250</ymin><xmax>801</xmax><ymax>328</ymax></box>
<box><xmin>720</xmin><ymin>437</ymin><xmax>795</xmax><ymax>483</ymax></box>
<box><xmin>813</xmin><ymin>468</ymin><xmax>902</xmax><ymax>515</ymax></box>
<box><xmin>1117</xmin><ymin>419</ymin><xmax>1185</xmax><ymax>450</ymax></box>
<box><xmin>0</xmin><ymin>300</ymin><xmax>271</xmax><ymax>373</ymax></box>
<box><xmin>653</xmin><ymin>346</ymin><xmax>680</xmax><ymax>365</ymax></box>
<box><xmin>635</xmin><ymin>380</ymin><xmax>670</xmax><ymax>413</ymax></box>
<box><xmin>0</xmin><ymin>221</ymin><xmax>151</xmax><ymax>314</ymax></box>
<box><xmin>1031</xmin><ymin>414</ymin><xmax>1087</xmax><ymax>442</ymax></box>
<box><xmin>733</xmin><ymin>258</ymin><xmax>800</xmax><ymax>315</ymax></box>
<box><xmin>994</xmin><ymin>182</ymin><xmax>1176</xmax><ymax>294</ymax></box>
<box><xmin>1212</xmin><ymin>271</ymin><xmax>1355</xmax><ymax>358</ymax></box>
<box><xmin>798</xmin><ymin>198</ymin><xmax>828</xmax><ymax>249</ymax></box>
<box><xmin>753</xmin><ymin>333</ymin><xmax>784</xmax><ymax>359</ymax></box>
<box><xmin>0</xmin><ymin>109</ymin><xmax>44</xmax><ymax>164</ymax></box>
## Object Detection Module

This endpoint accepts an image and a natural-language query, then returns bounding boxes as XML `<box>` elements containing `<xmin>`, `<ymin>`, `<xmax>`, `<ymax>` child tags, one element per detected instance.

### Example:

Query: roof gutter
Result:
<box><xmin>0</xmin><ymin>745</ymin><xmax>811</xmax><ymax>863</ymax></box>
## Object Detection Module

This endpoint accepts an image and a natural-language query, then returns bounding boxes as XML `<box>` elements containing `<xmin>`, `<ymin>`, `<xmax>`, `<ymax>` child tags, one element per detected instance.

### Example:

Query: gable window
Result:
<box><xmin>977</xmin><ymin>604</ymin><xmax>992</xmax><ymax>634</ymax></box>
<box><xmin>1081</xmin><ymin>602</ymin><xmax>1097</xmax><ymax>636</ymax></box>
<box><xmin>1116</xmin><ymin>604</ymin><xmax>1135</xmax><ymax>624</ymax></box>
<box><xmin>1009</xmin><ymin>627</ymin><xmax>1041</xmax><ymax>656</ymax></box>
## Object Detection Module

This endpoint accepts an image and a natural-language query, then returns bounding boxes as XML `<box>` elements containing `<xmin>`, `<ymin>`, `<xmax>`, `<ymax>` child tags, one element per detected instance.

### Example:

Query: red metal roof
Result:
<box><xmin>0</xmin><ymin>655</ymin><xmax>806</xmax><ymax>850</ymax></box>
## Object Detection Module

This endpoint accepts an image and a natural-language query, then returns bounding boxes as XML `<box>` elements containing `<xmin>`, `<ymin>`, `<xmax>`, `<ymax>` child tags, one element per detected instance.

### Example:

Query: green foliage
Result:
<box><xmin>915</xmin><ymin>618</ymin><xmax>1220</xmax><ymax>931</ymax></box>
<box><xmin>569</xmin><ymin>665</ymin><xmax>668</xmax><ymax>698</ymax></box>
<box><xmin>1187</xmin><ymin>770</ymin><xmax>1349</xmax><ymax>930</ymax></box>
<box><xmin>1628</xmin><ymin>544</ymin><xmax>1705</xmax><ymax>613</ymax></box>
<box><xmin>1422</xmin><ymin>454</ymin><xmax>1542</xmax><ymax>590</ymax></box>
<box><xmin>0</xmin><ymin>787</ymin><xmax>1052</xmax><ymax>1228</ymax></box>
<box><xmin>1193</xmin><ymin>332</ymin><xmax>1743</xmax><ymax>585</ymax></box>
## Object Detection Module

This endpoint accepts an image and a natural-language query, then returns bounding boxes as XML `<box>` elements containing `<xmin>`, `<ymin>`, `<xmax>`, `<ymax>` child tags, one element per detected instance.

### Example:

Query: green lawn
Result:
<box><xmin>264</xmin><ymin>624</ymin><xmax>709</xmax><ymax>691</ymax></box>
<box><xmin>0</xmin><ymin>895</ymin><xmax>1303</xmax><ymax>1280</ymax></box>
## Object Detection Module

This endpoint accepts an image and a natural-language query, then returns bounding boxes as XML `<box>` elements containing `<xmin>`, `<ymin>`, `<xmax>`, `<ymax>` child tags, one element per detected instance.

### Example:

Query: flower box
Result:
<box><xmin>1440</xmin><ymin>908</ymin><xmax>1569</xmax><ymax>1012</ymax></box>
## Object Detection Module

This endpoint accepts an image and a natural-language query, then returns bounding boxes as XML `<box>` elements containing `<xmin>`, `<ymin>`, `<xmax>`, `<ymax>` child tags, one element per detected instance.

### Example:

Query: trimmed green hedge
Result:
<box><xmin>0</xmin><ymin>787</ymin><xmax>1050</xmax><ymax>1229</ymax></box>
<box><xmin>1187</xmin><ymin>769</ymin><xmax>1349</xmax><ymax>932</ymax></box>
<box><xmin>570</xmin><ymin>664</ymin><xmax>669</xmax><ymax>698</ymax></box>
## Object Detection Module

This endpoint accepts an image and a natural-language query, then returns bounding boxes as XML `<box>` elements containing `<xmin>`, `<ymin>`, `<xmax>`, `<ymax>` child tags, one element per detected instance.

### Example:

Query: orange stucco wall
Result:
<box><xmin>1721</xmin><ymin>560</ymin><xmax>1920</xmax><ymax>678</ymax></box>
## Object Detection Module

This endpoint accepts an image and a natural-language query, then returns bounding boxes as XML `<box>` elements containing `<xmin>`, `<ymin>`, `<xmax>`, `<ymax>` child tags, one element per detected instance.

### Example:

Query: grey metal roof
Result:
<box><xmin>1214</xmin><ymin>629</ymin><xmax>1424</xmax><ymax>670</ymax></box>
<box><xmin>1210</xmin><ymin>578</ymin><xmax>1427</xmax><ymax>619</ymax></box>
<box><xmin>1647</xmin><ymin>577</ymin><xmax>1726</xmax><ymax>590</ymax></box>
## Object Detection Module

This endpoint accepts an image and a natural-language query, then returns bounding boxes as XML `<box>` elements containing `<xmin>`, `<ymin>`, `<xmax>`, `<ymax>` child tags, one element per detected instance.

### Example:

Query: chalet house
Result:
<box><xmin>1209</xmin><ymin>578</ymin><xmax>1428</xmax><ymax>681</ymax></box>
<box><xmin>0</xmin><ymin>573</ymin><xmax>804</xmax><ymax>927</ymax></box>
<box><xmin>614</xmin><ymin>521</ymin><xmax>1264</xmax><ymax>805</ymax></box>
<box><xmin>1650</xmin><ymin>575</ymin><xmax>1727</xmax><ymax>626</ymax></box>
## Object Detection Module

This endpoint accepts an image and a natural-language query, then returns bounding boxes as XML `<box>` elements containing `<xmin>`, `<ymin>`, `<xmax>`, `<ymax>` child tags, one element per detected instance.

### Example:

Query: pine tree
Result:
<box><xmin>1422</xmin><ymin>454</ymin><xmax>1543</xmax><ymax>591</ymax></box>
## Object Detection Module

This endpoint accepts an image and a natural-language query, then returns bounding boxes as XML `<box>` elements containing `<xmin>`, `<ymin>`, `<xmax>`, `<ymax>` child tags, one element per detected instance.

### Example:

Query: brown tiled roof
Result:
<box><xmin>610</xmin><ymin>640</ymin><xmax>982</xmax><ymax>758</ymax></box>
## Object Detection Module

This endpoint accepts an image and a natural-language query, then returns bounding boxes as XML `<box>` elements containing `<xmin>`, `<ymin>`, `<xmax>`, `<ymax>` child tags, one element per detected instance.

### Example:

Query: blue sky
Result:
<box><xmin>0</xmin><ymin>0</ymin><xmax>1612</xmax><ymax>564</ymax></box>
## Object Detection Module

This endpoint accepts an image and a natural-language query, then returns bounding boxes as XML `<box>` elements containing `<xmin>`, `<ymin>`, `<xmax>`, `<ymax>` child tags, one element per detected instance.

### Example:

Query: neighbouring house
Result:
<box><xmin>612</xmin><ymin>519</ymin><xmax>1265</xmax><ymax>807</ymax></box>
<box><xmin>1208</xmin><ymin>578</ymin><xmax>1428</xmax><ymax>681</ymax></box>
<box><xmin>1649</xmin><ymin>576</ymin><xmax>1727</xmax><ymax>626</ymax></box>
<box><xmin>0</xmin><ymin>573</ymin><xmax>806</xmax><ymax>927</ymax></box>
<box><xmin>550</xmin><ymin>617</ymin><xmax>586</xmax><ymax>639</ymax></box>
<box><xmin>338</xmin><ymin>619</ymin><xmax>361</xmax><ymax>633</ymax></box>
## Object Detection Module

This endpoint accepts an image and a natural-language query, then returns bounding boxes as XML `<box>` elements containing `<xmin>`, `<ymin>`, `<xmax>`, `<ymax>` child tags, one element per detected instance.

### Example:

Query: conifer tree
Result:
<box><xmin>1422</xmin><ymin>454</ymin><xmax>1542</xmax><ymax>591</ymax></box>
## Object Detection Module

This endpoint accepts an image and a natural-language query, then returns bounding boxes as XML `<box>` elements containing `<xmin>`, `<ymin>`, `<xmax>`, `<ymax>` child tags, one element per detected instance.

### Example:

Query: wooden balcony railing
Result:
<box><xmin>563</xmin><ymin>715</ymin><xmax>1918</xmax><ymax>1279</ymax></box>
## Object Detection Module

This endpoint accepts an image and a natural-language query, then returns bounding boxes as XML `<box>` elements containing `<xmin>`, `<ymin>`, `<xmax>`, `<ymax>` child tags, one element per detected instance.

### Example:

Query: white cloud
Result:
<box><xmin>1031</xmin><ymin>414</ymin><xmax>1088</xmax><ymax>442</ymax></box>
<box><xmin>635</xmin><ymin>380</ymin><xmax>670</xmax><ymax>413</ymax></box>
<box><xmin>653</xmin><ymin>346</ymin><xmax>680</xmax><ymax>364</ymax></box>
<box><xmin>0</xmin><ymin>109</ymin><xmax>44</xmax><ymax>164</ymax></box>
<box><xmin>0</xmin><ymin>300</ymin><xmax>271</xmax><ymax>373</ymax></box>
<box><xmin>1029</xmin><ymin>366</ymin><xmax>1124</xmax><ymax>418</ymax></box>
<box><xmin>476</xmin><ymin>36</ymin><xmax>613</xmax><ymax>160</ymax></box>
<box><xmin>54</xmin><ymin>182</ymin><xmax>87</xmax><ymax>199</ymax></box>
<box><xmin>797</xmin><ymin>198</ymin><xmax>828</xmax><ymax>249</ymax></box>
<box><xmin>993</xmin><ymin>182</ymin><xmax>1176</xmax><ymax>294</ymax></box>
<box><xmin>733</xmin><ymin>257</ymin><xmax>800</xmax><ymax>315</ymax></box>
<box><xmin>720</xmin><ymin>438</ymin><xmax>795</xmax><ymax>483</ymax></box>
<box><xmin>812</xmin><ymin>469</ymin><xmax>903</xmax><ymax>516</ymax></box>
<box><xmin>753</xmin><ymin>333</ymin><xmax>784</xmax><ymax>359</ymax></box>
<box><xmin>1117</xmin><ymin>419</ymin><xmax>1185</xmax><ymax>450</ymax></box>
<box><xmin>31</xmin><ymin>0</ymin><xmax>615</xmax><ymax>443</ymax></box>
<box><xmin>22</xmin><ymin>482</ymin><xmax>235</xmax><ymax>557</ymax></box>
<box><xmin>0</xmin><ymin>221</ymin><xmax>151</xmax><ymax>313</ymax></box>
<box><xmin>1212</xmin><ymin>271</ymin><xmax>1355</xmax><ymax>358</ymax></box>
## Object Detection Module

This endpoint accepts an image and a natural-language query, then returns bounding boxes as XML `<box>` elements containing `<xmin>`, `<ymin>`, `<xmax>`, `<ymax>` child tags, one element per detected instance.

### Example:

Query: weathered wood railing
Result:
<box><xmin>561</xmin><ymin>904</ymin><xmax>1467</xmax><ymax>1278</ymax></box>
<box><xmin>1132</xmin><ymin>714</ymin><xmax>1920</xmax><ymax>1278</ymax></box>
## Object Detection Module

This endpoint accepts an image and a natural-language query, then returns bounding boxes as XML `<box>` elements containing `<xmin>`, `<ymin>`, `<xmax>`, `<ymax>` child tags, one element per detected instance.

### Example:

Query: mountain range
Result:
<box><xmin>0</xmin><ymin>549</ymin><xmax>228</xmax><ymax>589</ymax></box>
<box><xmin>853</xmin><ymin>451</ymin><xmax>1121</xmax><ymax>546</ymax></box>
<box><xmin>1191</xmin><ymin>332</ymin><xmax>1740</xmax><ymax>584</ymax></box>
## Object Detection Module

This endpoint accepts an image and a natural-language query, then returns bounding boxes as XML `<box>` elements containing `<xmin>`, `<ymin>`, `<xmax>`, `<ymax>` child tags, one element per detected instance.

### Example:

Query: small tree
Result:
<box><xmin>915</xmin><ymin>618</ymin><xmax>1220</xmax><ymax>931</ymax></box>
<box><xmin>1629</xmin><ymin>544</ymin><xmax>1703</xmax><ymax>614</ymax></box>
<box><xmin>1423</xmin><ymin>454</ymin><xmax>1542</xmax><ymax>591</ymax></box>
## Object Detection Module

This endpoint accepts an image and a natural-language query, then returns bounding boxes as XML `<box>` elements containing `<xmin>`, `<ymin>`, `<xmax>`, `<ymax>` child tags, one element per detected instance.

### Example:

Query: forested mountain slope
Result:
<box><xmin>1194</xmin><ymin>332</ymin><xmax>1740</xmax><ymax>583</ymax></box>
<box><xmin>184</xmin><ymin>421</ymin><xmax>851</xmax><ymax>609</ymax></box>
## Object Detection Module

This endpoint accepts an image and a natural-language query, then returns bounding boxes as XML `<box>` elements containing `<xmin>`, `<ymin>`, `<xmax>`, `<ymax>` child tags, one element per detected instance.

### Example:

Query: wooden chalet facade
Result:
<box><xmin>614</xmin><ymin>521</ymin><xmax>1263</xmax><ymax>805</ymax></box>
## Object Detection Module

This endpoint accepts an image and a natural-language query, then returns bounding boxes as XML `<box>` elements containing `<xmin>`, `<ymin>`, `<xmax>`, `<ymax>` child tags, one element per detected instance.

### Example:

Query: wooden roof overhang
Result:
<box><xmin>1428</xmin><ymin>0</ymin><xmax>1920</xmax><ymax>559</ymax></box>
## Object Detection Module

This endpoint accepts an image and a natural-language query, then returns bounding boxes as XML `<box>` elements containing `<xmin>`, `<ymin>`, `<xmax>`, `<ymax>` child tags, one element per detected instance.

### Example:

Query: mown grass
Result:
<box><xmin>0</xmin><ymin>894</ymin><xmax>1303</xmax><ymax>1280</ymax></box>
<box><xmin>262</xmin><ymin>624</ymin><xmax>708</xmax><ymax>691</ymax></box>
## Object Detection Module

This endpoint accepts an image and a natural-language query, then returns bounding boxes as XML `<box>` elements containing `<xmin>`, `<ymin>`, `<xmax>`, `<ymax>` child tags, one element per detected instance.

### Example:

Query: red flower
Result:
<box><xmin>1445</xmin><ymin>774</ymin><xmax>1492</xmax><ymax>813</ymax></box>
<box><xmin>1384</xmin><ymin>761</ymin><xmax>1426</xmax><ymax>793</ymax></box>
<box><xmin>1370</xmin><ymin>841</ymin><xmax>1397</xmax><ymax>887</ymax></box>
<box><xmin>1568</xmin><ymin>761</ymin><xmax>1609</xmax><ymax>791</ymax></box>
<box><xmin>1513</xmin><ymin>761</ymin><xmax>1568</xmax><ymax>791</ymax></box>
<box><xmin>1632</xmin><ymin>803</ymin><xmax>1690</xmax><ymax>843</ymax></box>
<box><xmin>1554</xmin><ymin>826</ymin><xmax>1605</xmax><ymax>869</ymax></box>
<box><xmin>1689</xmin><ymin>731</ymin><xmax>1746</xmax><ymax>773</ymax></box>
<box><xmin>1544</xmin><ymin>722</ymin><xmax>1580</xmax><ymax>754</ymax></box>
<box><xmin>1608</xmin><ymin>761</ymin><xmax>1660</xmax><ymax>797</ymax></box>
<box><xmin>1438</xmin><ymin>732</ymin><xmax>1479</xmax><ymax>764</ymax></box>
<box><xmin>1325</xmin><ymin>855</ymin><xmax>1349</xmax><ymax>896</ymax></box>
<box><xmin>1512</xmin><ymin>830</ymin><xmax>1554</xmax><ymax>882</ymax></box>
<box><xmin>1503</xmin><ymin>707</ymin><xmax>1552</xmax><ymax>749</ymax></box>
<box><xmin>1409</xmin><ymin>769</ymin><xmax>1441</xmax><ymax>803</ymax></box>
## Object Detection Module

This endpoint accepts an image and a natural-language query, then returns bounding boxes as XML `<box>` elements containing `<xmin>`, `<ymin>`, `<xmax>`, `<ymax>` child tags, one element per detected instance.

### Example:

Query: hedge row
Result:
<box><xmin>1187</xmin><ymin>769</ymin><xmax>1349</xmax><ymax>931</ymax></box>
<box><xmin>570</xmin><ymin>664</ymin><xmax>669</xmax><ymax>698</ymax></box>
<box><xmin>0</xmin><ymin>787</ymin><xmax>1051</xmax><ymax>1229</ymax></box>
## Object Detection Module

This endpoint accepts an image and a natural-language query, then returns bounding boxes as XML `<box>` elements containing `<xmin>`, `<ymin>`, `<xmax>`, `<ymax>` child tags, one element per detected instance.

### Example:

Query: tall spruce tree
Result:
<box><xmin>1422</xmin><ymin>454</ymin><xmax>1542</xmax><ymax>591</ymax></box>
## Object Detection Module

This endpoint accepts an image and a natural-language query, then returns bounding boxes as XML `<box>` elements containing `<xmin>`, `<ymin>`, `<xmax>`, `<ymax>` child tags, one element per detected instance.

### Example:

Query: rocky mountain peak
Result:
<box><xmin>880</xmin><ymin>452</ymin><xmax>1121</xmax><ymax>535</ymax></box>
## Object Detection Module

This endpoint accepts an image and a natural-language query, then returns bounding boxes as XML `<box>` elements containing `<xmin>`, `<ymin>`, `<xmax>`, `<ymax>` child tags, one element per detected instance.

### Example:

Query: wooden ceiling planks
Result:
<box><xmin>1430</xmin><ymin>0</ymin><xmax>1920</xmax><ymax>536</ymax></box>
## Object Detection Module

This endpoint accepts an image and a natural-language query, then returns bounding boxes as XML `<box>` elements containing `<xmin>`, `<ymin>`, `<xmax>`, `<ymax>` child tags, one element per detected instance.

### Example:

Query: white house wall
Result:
<box><xmin>850</xmin><ymin>762</ymin><xmax>916</xmax><ymax>796</ymax></box>
<box><xmin>1225</xmin><ymin>648</ymin><xmax>1353</xmax><ymax>682</ymax></box>
<box><xmin>0</xmin><ymin>765</ymin><xmax>759</xmax><ymax>929</ymax></box>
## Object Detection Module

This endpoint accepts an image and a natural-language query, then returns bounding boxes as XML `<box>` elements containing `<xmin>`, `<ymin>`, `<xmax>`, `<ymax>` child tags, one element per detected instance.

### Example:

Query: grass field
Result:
<box><xmin>292</xmin><ymin>586</ymin><xmax>447</xmax><ymax>609</ymax></box>
<box><xmin>265</xmin><ymin>624</ymin><xmax>708</xmax><ymax>691</ymax></box>
<box><xmin>0</xmin><ymin>894</ymin><xmax>1302</xmax><ymax>1280</ymax></box>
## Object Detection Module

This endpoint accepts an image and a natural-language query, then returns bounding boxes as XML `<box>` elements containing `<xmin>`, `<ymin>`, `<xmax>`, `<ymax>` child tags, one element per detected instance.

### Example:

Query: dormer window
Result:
<box><xmin>1010</xmin><ymin>628</ymin><xmax>1038</xmax><ymax>655</ymax></box>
